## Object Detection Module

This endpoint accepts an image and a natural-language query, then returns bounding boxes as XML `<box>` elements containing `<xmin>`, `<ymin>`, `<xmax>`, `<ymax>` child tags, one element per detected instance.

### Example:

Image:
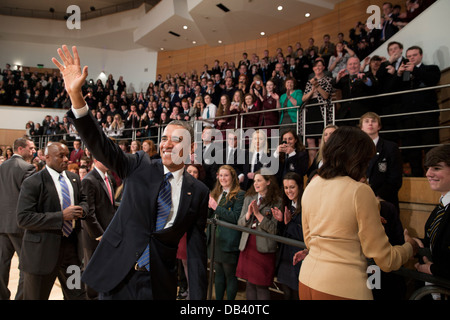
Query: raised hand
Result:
<box><xmin>52</xmin><ymin>45</ymin><xmax>88</xmax><ymax>108</ymax></box>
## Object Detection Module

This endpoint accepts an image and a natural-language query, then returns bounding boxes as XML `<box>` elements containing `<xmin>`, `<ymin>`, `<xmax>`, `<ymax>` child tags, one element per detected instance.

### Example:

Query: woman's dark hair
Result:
<box><xmin>282</xmin><ymin>172</ymin><xmax>303</xmax><ymax>216</ymax></box>
<box><xmin>245</xmin><ymin>171</ymin><xmax>281</xmax><ymax>207</ymax></box>
<box><xmin>280</xmin><ymin>128</ymin><xmax>306</xmax><ymax>153</ymax></box>
<box><xmin>319</xmin><ymin>126</ymin><xmax>375</xmax><ymax>181</ymax></box>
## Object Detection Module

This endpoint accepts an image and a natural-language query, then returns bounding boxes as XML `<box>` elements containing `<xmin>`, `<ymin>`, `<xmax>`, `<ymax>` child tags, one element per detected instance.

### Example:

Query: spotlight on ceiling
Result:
<box><xmin>90</xmin><ymin>6</ymin><xmax>96</xmax><ymax>11</ymax></box>
<box><xmin>49</xmin><ymin>8</ymin><xmax>55</xmax><ymax>13</ymax></box>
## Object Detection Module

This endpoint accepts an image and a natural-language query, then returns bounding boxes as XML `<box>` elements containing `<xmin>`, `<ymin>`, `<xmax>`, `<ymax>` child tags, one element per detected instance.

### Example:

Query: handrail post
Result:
<box><xmin>207</xmin><ymin>218</ymin><xmax>217</xmax><ymax>300</ymax></box>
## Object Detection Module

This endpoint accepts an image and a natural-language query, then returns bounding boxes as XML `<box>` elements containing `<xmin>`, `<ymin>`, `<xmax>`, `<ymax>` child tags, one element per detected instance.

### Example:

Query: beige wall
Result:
<box><xmin>156</xmin><ymin>0</ymin><xmax>404</xmax><ymax>77</ymax></box>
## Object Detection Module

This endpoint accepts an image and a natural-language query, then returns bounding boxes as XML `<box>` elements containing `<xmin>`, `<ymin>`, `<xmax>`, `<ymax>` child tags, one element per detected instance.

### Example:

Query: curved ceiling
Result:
<box><xmin>0</xmin><ymin>0</ymin><xmax>344</xmax><ymax>51</ymax></box>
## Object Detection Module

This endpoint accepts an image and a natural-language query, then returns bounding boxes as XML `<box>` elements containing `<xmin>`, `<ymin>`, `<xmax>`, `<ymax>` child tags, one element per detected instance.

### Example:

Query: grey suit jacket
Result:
<box><xmin>238</xmin><ymin>194</ymin><xmax>282</xmax><ymax>253</ymax></box>
<box><xmin>0</xmin><ymin>155</ymin><xmax>35</xmax><ymax>233</ymax></box>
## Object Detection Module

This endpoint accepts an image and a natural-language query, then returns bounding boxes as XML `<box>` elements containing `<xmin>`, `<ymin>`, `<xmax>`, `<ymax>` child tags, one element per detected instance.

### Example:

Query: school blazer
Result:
<box><xmin>238</xmin><ymin>194</ymin><xmax>282</xmax><ymax>253</ymax></box>
<box><xmin>207</xmin><ymin>190</ymin><xmax>245</xmax><ymax>253</ymax></box>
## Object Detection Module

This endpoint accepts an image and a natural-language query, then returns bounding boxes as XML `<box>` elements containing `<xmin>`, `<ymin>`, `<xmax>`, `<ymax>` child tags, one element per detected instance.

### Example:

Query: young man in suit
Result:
<box><xmin>224</xmin><ymin>131</ymin><xmax>249</xmax><ymax>191</ymax></box>
<box><xmin>359</xmin><ymin>112</ymin><xmax>403</xmax><ymax>212</ymax></box>
<box><xmin>396</xmin><ymin>46</ymin><xmax>441</xmax><ymax>177</ymax></box>
<box><xmin>415</xmin><ymin>145</ymin><xmax>450</xmax><ymax>281</ymax></box>
<box><xmin>52</xmin><ymin>45</ymin><xmax>209</xmax><ymax>300</ymax></box>
<box><xmin>17</xmin><ymin>142</ymin><xmax>87</xmax><ymax>300</ymax></box>
<box><xmin>0</xmin><ymin>138</ymin><xmax>36</xmax><ymax>300</ymax></box>
<box><xmin>80</xmin><ymin>157</ymin><xmax>117</xmax><ymax>299</ymax></box>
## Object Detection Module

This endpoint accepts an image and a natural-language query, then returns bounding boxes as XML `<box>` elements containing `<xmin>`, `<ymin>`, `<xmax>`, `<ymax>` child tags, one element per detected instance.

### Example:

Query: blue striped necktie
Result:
<box><xmin>137</xmin><ymin>172</ymin><xmax>173</xmax><ymax>271</ymax></box>
<box><xmin>59</xmin><ymin>174</ymin><xmax>73</xmax><ymax>237</ymax></box>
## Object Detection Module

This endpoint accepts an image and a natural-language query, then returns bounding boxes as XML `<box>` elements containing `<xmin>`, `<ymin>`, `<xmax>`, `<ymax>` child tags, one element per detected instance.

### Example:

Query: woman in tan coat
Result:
<box><xmin>295</xmin><ymin>126</ymin><xmax>418</xmax><ymax>300</ymax></box>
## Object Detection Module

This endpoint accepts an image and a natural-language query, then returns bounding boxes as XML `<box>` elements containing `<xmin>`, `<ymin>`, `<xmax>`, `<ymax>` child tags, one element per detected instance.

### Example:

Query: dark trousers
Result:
<box><xmin>23</xmin><ymin>236</ymin><xmax>86</xmax><ymax>300</ymax></box>
<box><xmin>99</xmin><ymin>268</ymin><xmax>153</xmax><ymax>300</ymax></box>
<box><xmin>0</xmin><ymin>233</ymin><xmax>23</xmax><ymax>300</ymax></box>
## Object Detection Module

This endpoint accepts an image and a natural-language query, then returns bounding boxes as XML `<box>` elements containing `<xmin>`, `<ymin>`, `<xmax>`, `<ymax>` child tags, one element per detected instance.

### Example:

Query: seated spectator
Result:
<box><xmin>319</xmin><ymin>34</ymin><xmax>335</xmax><ymax>67</ymax></box>
<box><xmin>333</xmin><ymin>57</ymin><xmax>375</xmax><ymax>126</ymax></box>
<box><xmin>253</xmin><ymin>79</ymin><xmax>280</xmax><ymax>133</ymax></box>
<box><xmin>414</xmin><ymin>145</ymin><xmax>450</xmax><ymax>282</ymax></box>
<box><xmin>306</xmin><ymin>124</ymin><xmax>338</xmax><ymax>180</ymax></box>
<box><xmin>242</xmin><ymin>93</ymin><xmax>261</xmax><ymax>130</ymax></box>
<box><xmin>279</xmin><ymin>77</ymin><xmax>303</xmax><ymax>129</ymax></box>
<box><xmin>188</xmin><ymin>96</ymin><xmax>203</xmax><ymax>121</ymax></box>
<box><xmin>201</xmin><ymin>94</ymin><xmax>217</xmax><ymax>128</ymax></box>
<box><xmin>272</xmin><ymin>172</ymin><xmax>304</xmax><ymax>300</ymax></box>
<box><xmin>105</xmin><ymin>114</ymin><xmax>125</xmax><ymax>138</ymax></box>
<box><xmin>207</xmin><ymin>165</ymin><xmax>245</xmax><ymax>300</ymax></box>
<box><xmin>301</xmin><ymin>60</ymin><xmax>333</xmax><ymax>165</ymax></box>
<box><xmin>246</xmin><ymin>129</ymin><xmax>272</xmax><ymax>189</ymax></box>
<box><xmin>69</xmin><ymin>139</ymin><xmax>84</xmax><ymax>165</ymax></box>
<box><xmin>236</xmin><ymin>172</ymin><xmax>282</xmax><ymax>300</ymax></box>
<box><xmin>395</xmin><ymin>45</ymin><xmax>441</xmax><ymax>177</ymax></box>
<box><xmin>130</xmin><ymin>140</ymin><xmax>141</xmax><ymax>154</ymax></box>
<box><xmin>78</xmin><ymin>165</ymin><xmax>89</xmax><ymax>180</ymax></box>
<box><xmin>359</xmin><ymin>112</ymin><xmax>403</xmax><ymax>212</ymax></box>
<box><xmin>273</xmin><ymin>129</ymin><xmax>309</xmax><ymax>188</ymax></box>
<box><xmin>215</xmin><ymin>94</ymin><xmax>232</xmax><ymax>133</ymax></box>
<box><xmin>328</xmin><ymin>42</ymin><xmax>356</xmax><ymax>79</ymax></box>
<box><xmin>142</xmin><ymin>139</ymin><xmax>160</xmax><ymax>160</ymax></box>
<box><xmin>380</xmin><ymin>2</ymin><xmax>400</xmax><ymax>43</ymax></box>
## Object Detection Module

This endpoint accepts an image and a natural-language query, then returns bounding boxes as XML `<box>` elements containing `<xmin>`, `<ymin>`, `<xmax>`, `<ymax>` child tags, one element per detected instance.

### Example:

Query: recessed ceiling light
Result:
<box><xmin>192</xmin><ymin>41</ymin><xmax>196</xmax><ymax>44</ymax></box>
<box><xmin>277</xmin><ymin>5</ymin><xmax>283</xmax><ymax>11</ymax></box>
<box><xmin>218</xmin><ymin>40</ymin><xmax>223</xmax><ymax>44</ymax></box>
<box><xmin>160</xmin><ymin>48</ymin><xmax>164</xmax><ymax>51</ymax></box>
<box><xmin>260</xmin><ymin>32</ymin><xmax>265</xmax><ymax>36</ymax></box>
<box><xmin>305</xmin><ymin>13</ymin><xmax>311</xmax><ymax>17</ymax></box>
<box><xmin>183</xmin><ymin>25</ymin><xmax>188</xmax><ymax>30</ymax></box>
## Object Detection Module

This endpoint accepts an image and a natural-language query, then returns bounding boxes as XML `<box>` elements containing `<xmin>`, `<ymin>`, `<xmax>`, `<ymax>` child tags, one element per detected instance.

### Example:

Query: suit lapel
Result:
<box><xmin>42</xmin><ymin>168</ymin><xmax>62</xmax><ymax>211</ymax></box>
<box><xmin>92</xmin><ymin>169</ymin><xmax>111</xmax><ymax>201</ymax></box>
<box><xmin>367</xmin><ymin>139</ymin><xmax>383</xmax><ymax>177</ymax></box>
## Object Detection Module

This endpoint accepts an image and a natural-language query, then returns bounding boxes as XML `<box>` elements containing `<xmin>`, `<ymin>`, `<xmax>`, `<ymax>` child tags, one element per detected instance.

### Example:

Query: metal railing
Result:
<box><xmin>207</xmin><ymin>218</ymin><xmax>450</xmax><ymax>300</ymax></box>
<box><xmin>28</xmin><ymin>82</ymin><xmax>450</xmax><ymax>153</ymax></box>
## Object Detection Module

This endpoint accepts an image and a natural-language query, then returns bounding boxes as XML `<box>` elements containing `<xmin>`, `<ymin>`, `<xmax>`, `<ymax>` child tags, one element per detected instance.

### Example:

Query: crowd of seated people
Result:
<box><xmin>17</xmin><ymin>37</ymin><xmax>442</xmax><ymax>178</ymax></box>
<box><xmin>1</xmin><ymin>1</ymin><xmax>447</xmax><ymax>299</ymax></box>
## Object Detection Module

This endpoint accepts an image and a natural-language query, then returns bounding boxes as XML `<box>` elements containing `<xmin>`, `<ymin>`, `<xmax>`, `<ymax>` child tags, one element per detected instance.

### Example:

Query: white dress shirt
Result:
<box><xmin>46</xmin><ymin>166</ymin><xmax>75</xmax><ymax>210</ymax></box>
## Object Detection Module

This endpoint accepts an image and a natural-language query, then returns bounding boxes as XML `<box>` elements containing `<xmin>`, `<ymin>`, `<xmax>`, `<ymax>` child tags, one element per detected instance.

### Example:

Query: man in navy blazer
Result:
<box><xmin>52</xmin><ymin>45</ymin><xmax>209</xmax><ymax>300</ymax></box>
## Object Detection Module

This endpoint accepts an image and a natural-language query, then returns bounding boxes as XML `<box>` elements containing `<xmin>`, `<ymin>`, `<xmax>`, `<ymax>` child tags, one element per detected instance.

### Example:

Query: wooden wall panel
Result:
<box><xmin>0</xmin><ymin>129</ymin><xmax>26</xmax><ymax>147</ymax></box>
<box><xmin>156</xmin><ymin>0</ymin><xmax>408</xmax><ymax>76</ymax></box>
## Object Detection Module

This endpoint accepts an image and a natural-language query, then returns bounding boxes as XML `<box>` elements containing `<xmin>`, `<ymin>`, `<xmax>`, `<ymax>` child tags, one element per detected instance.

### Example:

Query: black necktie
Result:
<box><xmin>427</xmin><ymin>200</ymin><xmax>447</xmax><ymax>249</ymax></box>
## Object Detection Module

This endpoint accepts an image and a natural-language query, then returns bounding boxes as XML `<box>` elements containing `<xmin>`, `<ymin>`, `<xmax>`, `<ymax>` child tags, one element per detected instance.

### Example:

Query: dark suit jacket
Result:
<box><xmin>69</xmin><ymin>111</ymin><xmax>209</xmax><ymax>300</ymax></box>
<box><xmin>0</xmin><ymin>155</ymin><xmax>35</xmax><ymax>233</ymax></box>
<box><xmin>224</xmin><ymin>146</ymin><xmax>250</xmax><ymax>190</ymax></box>
<box><xmin>367</xmin><ymin>137</ymin><xmax>403</xmax><ymax>211</ymax></box>
<box><xmin>277</xmin><ymin>151</ymin><xmax>309</xmax><ymax>188</ymax></box>
<box><xmin>16</xmin><ymin>169</ymin><xmax>87</xmax><ymax>275</ymax></box>
<box><xmin>422</xmin><ymin>203</ymin><xmax>450</xmax><ymax>280</ymax></box>
<box><xmin>81</xmin><ymin>168</ymin><xmax>117</xmax><ymax>242</ymax></box>
<box><xmin>396</xmin><ymin>63</ymin><xmax>441</xmax><ymax>113</ymax></box>
<box><xmin>201</xmin><ymin>142</ymin><xmax>221</xmax><ymax>190</ymax></box>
